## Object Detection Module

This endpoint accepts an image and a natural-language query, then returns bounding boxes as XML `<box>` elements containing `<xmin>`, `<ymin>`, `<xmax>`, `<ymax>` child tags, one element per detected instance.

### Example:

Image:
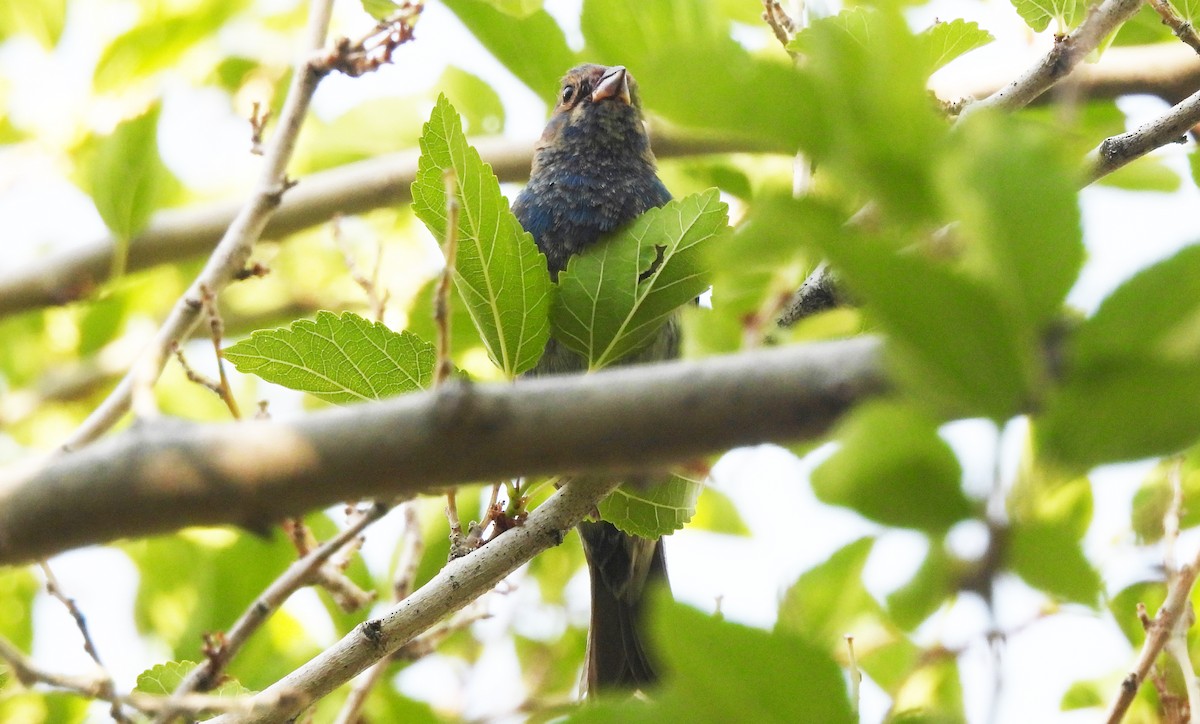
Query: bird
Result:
<box><xmin>512</xmin><ymin>64</ymin><xmax>675</xmax><ymax>696</ymax></box>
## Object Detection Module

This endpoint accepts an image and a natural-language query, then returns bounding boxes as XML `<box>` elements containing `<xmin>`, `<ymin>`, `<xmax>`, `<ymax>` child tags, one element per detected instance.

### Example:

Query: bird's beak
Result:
<box><xmin>591</xmin><ymin>66</ymin><xmax>631</xmax><ymax>105</ymax></box>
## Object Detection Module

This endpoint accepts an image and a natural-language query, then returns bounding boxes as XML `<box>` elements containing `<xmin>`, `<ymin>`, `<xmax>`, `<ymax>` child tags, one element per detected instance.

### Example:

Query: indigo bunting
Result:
<box><xmin>513</xmin><ymin>64</ymin><xmax>674</xmax><ymax>695</ymax></box>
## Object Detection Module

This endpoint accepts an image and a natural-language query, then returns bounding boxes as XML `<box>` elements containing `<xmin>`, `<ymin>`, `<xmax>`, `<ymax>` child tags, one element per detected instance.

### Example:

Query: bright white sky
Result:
<box><xmin>6</xmin><ymin>0</ymin><xmax>1200</xmax><ymax>722</ymax></box>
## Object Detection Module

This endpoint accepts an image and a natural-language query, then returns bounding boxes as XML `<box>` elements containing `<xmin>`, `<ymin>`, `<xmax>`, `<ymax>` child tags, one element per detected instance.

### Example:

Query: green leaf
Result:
<box><xmin>135</xmin><ymin>660</ymin><xmax>250</xmax><ymax>696</ymax></box>
<box><xmin>411</xmin><ymin>96</ymin><xmax>552</xmax><ymax>378</ymax></box>
<box><xmin>552</xmin><ymin>190</ymin><xmax>727</xmax><ymax>370</ymax></box>
<box><xmin>0</xmin><ymin>0</ymin><xmax>66</xmax><ymax>47</ymax></box>
<box><xmin>360</xmin><ymin>0</ymin><xmax>400</xmax><ymax>21</ymax></box>
<box><xmin>441</xmin><ymin>0</ymin><xmax>577</xmax><ymax>104</ymax></box>
<box><xmin>582</xmin><ymin>0</ymin><xmax>813</xmax><ymax>151</ymax></box>
<box><xmin>1108</xmin><ymin>580</ymin><xmax>1166</xmax><ymax>646</ymax></box>
<box><xmin>0</xmin><ymin>568</ymin><xmax>38</xmax><ymax>651</ymax></box>
<box><xmin>1008</xmin><ymin>520</ymin><xmax>1100</xmax><ymax>605</ymax></box>
<box><xmin>597</xmin><ymin>474</ymin><xmax>703</xmax><ymax>539</ymax></box>
<box><xmin>1131</xmin><ymin>447</ymin><xmax>1200</xmax><ymax>544</ymax></box>
<box><xmin>1037</xmin><ymin>361</ymin><xmax>1200</xmax><ymax>467</ymax></box>
<box><xmin>917</xmin><ymin>18</ymin><xmax>994</xmax><ymax>73</ymax></box>
<box><xmin>892</xmin><ymin>657</ymin><xmax>966</xmax><ymax>721</ymax></box>
<box><xmin>814</xmin><ymin>231</ymin><xmax>1034</xmax><ymax>419</ymax></box>
<box><xmin>224</xmin><ymin>310</ymin><xmax>436</xmax><ymax>404</ymax></box>
<box><xmin>812</xmin><ymin>403</ymin><xmax>973</xmax><ymax>533</ymax></box>
<box><xmin>94</xmin><ymin>0</ymin><xmax>249</xmax><ymax>91</ymax></box>
<box><xmin>1074</xmin><ymin>245</ymin><xmax>1200</xmax><ymax>366</ymax></box>
<box><xmin>689</xmin><ymin>487</ymin><xmax>750</xmax><ymax>536</ymax></box>
<box><xmin>887</xmin><ymin>539</ymin><xmax>958</xmax><ymax>630</ymax></box>
<box><xmin>83</xmin><ymin>102</ymin><xmax>177</xmax><ymax>274</ymax></box>
<box><xmin>1008</xmin><ymin>0</ymin><xmax>1087</xmax><ymax>33</ymax></box>
<box><xmin>941</xmin><ymin>112</ymin><xmax>1084</xmax><ymax>330</ymax></box>
<box><xmin>1038</xmin><ymin>245</ymin><xmax>1200</xmax><ymax>467</ymax></box>
<box><xmin>484</xmin><ymin>0</ymin><xmax>542</xmax><ymax>14</ymax></box>
<box><xmin>777</xmin><ymin>537</ymin><xmax>878</xmax><ymax>643</ymax></box>
<box><xmin>788</xmin><ymin>6</ymin><xmax>947</xmax><ymax>223</ymax></box>
<box><xmin>652</xmin><ymin>600</ymin><xmax>855</xmax><ymax>724</ymax></box>
<box><xmin>1061</xmin><ymin>680</ymin><xmax>1106</xmax><ymax>710</ymax></box>
<box><xmin>1099</xmin><ymin>156</ymin><xmax>1183</xmax><ymax>192</ymax></box>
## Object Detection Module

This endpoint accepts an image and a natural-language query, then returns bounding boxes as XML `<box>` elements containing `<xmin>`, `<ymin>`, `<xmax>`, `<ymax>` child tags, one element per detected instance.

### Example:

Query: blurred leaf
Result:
<box><xmin>1191</xmin><ymin>147</ymin><xmax>1200</xmax><ymax>188</ymax></box>
<box><xmin>887</xmin><ymin>539</ymin><xmax>959</xmax><ymax>630</ymax></box>
<box><xmin>438</xmin><ymin>66</ymin><xmax>505</xmax><ymax>136</ymax></box>
<box><xmin>812</xmin><ymin>402</ymin><xmax>973</xmax><ymax>533</ymax></box>
<box><xmin>789</xmin><ymin>6</ymin><xmax>948</xmax><ymax>223</ymax></box>
<box><xmin>778</xmin><ymin>537</ymin><xmax>880</xmax><ymax>642</ymax></box>
<box><xmin>78</xmin><ymin>295</ymin><xmax>127</xmax><ymax>357</ymax></box>
<box><xmin>485</xmin><ymin>0</ymin><xmax>542</xmax><ymax>14</ymax></box>
<box><xmin>122</xmin><ymin>529</ymin><xmax>311</xmax><ymax>670</ymax></box>
<box><xmin>0</xmin><ymin>568</ymin><xmax>38</xmax><ymax>651</ymax></box>
<box><xmin>1008</xmin><ymin>519</ymin><xmax>1100</xmax><ymax>605</ymax></box>
<box><xmin>598</xmin><ymin>474</ymin><xmax>702</xmax><ymax>538</ymax></box>
<box><xmin>296</xmin><ymin>97</ymin><xmax>428</xmax><ymax>172</ymax></box>
<box><xmin>1131</xmin><ymin>447</ymin><xmax>1200</xmax><ymax>544</ymax></box>
<box><xmin>814</xmin><ymin>231</ymin><xmax>1034</xmax><ymax>420</ymax></box>
<box><xmin>917</xmin><ymin>18</ymin><xmax>994</xmax><ymax>73</ymax></box>
<box><xmin>1038</xmin><ymin>245</ymin><xmax>1200</xmax><ymax>467</ymax></box>
<box><xmin>411</xmin><ymin>95</ymin><xmax>552</xmax><ymax>377</ymax></box>
<box><xmin>1008</xmin><ymin>0</ymin><xmax>1087</xmax><ymax>33</ymax></box>
<box><xmin>553</xmin><ymin>190</ymin><xmax>727</xmax><ymax>369</ymax></box>
<box><xmin>83</xmin><ymin>102</ymin><xmax>177</xmax><ymax>272</ymax></box>
<box><xmin>1061</xmin><ymin>679</ymin><xmax>1106</xmax><ymax>710</ymax></box>
<box><xmin>689</xmin><ymin>487</ymin><xmax>750</xmax><ymax>536</ymax></box>
<box><xmin>0</xmin><ymin>0</ymin><xmax>65</xmax><ymax>47</ymax></box>
<box><xmin>891</xmin><ymin>657</ymin><xmax>965</xmax><ymax>722</ymax></box>
<box><xmin>94</xmin><ymin>0</ymin><xmax>249</xmax><ymax>91</ymax></box>
<box><xmin>1099</xmin><ymin>156</ymin><xmax>1183</xmax><ymax>192</ymax></box>
<box><xmin>1109</xmin><ymin>580</ymin><xmax>1166</xmax><ymax>646</ymax></box>
<box><xmin>0</xmin><ymin>692</ymin><xmax>89</xmax><ymax>724</ymax></box>
<box><xmin>134</xmin><ymin>660</ymin><xmax>250</xmax><ymax>695</ymax></box>
<box><xmin>442</xmin><ymin>0</ymin><xmax>577</xmax><ymax>104</ymax></box>
<box><xmin>225</xmin><ymin>311</ymin><xmax>436</xmax><ymax>403</ymax></box>
<box><xmin>1073</xmin><ymin>245</ymin><xmax>1200</xmax><ymax>366</ymax></box>
<box><xmin>209</xmin><ymin>56</ymin><xmax>259</xmax><ymax>92</ymax></box>
<box><xmin>1113</xmin><ymin>4</ymin><xmax>1178</xmax><ymax>45</ymax></box>
<box><xmin>942</xmin><ymin>111</ymin><xmax>1084</xmax><ymax>331</ymax></box>
<box><xmin>583</xmin><ymin>0</ymin><xmax>813</xmax><ymax>151</ymax></box>
<box><xmin>361</xmin><ymin>0</ymin><xmax>400</xmax><ymax>21</ymax></box>
<box><xmin>590</xmin><ymin>599</ymin><xmax>856</xmax><ymax>723</ymax></box>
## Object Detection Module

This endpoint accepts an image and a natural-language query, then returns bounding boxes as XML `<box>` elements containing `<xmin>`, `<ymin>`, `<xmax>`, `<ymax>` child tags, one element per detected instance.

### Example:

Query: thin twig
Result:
<box><xmin>332</xmin><ymin>501</ymin><xmax>424</xmax><ymax>724</ymax></box>
<box><xmin>761</xmin><ymin>0</ymin><xmax>797</xmax><ymax>51</ymax></box>
<box><xmin>1104</xmin><ymin>548</ymin><xmax>1200</xmax><ymax>722</ymax></box>
<box><xmin>1146</xmin><ymin>0</ymin><xmax>1200</xmax><ymax>55</ymax></box>
<box><xmin>248</xmin><ymin>102</ymin><xmax>270</xmax><ymax>156</ymax></box>
<box><xmin>201</xmin><ymin>285</ymin><xmax>242</xmax><ymax>419</ymax></box>
<box><xmin>438</xmin><ymin>169</ymin><xmax>466</xmax><ymax>556</ymax></box>
<box><xmin>333</xmin><ymin>214</ymin><xmax>391</xmax><ymax>322</ymax></box>
<box><xmin>158</xmin><ymin>502</ymin><xmax>391</xmax><ymax>719</ymax></box>
<box><xmin>38</xmin><ymin>562</ymin><xmax>130</xmax><ymax>723</ymax></box>
<box><xmin>845</xmin><ymin>634</ymin><xmax>861</xmax><ymax>716</ymax></box>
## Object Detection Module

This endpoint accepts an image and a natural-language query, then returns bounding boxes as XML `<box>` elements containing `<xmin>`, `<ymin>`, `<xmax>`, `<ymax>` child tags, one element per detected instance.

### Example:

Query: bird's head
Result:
<box><xmin>533</xmin><ymin>64</ymin><xmax>652</xmax><ymax>161</ymax></box>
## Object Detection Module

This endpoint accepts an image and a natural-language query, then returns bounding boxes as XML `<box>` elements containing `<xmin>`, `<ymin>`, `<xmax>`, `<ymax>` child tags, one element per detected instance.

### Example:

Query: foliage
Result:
<box><xmin>2</xmin><ymin>0</ymin><xmax>1200</xmax><ymax>721</ymax></box>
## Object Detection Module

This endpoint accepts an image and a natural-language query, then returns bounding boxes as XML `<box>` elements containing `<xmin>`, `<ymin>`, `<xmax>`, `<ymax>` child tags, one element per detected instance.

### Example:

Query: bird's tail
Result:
<box><xmin>579</xmin><ymin>520</ymin><xmax>669</xmax><ymax>696</ymax></box>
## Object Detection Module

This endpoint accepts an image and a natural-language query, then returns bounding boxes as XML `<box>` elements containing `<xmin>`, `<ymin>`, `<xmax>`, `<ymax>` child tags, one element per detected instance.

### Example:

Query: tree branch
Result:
<box><xmin>960</xmin><ymin>0</ymin><xmax>1147</xmax><ymax>117</ymax></box>
<box><xmin>0</xmin><ymin>134</ymin><xmax>777</xmax><ymax>322</ymax></box>
<box><xmin>1105</xmin><ymin>546</ymin><xmax>1200</xmax><ymax>723</ymax></box>
<box><xmin>1085</xmin><ymin>85</ymin><xmax>1200</xmax><ymax>181</ymax></box>
<box><xmin>210</xmin><ymin>474</ymin><xmax>624</xmax><ymax>724</ymax></box>
<box><xmin>0</xmin><ymin>337</ymin><xmax>886</xmax><ymax>566</ymax></box>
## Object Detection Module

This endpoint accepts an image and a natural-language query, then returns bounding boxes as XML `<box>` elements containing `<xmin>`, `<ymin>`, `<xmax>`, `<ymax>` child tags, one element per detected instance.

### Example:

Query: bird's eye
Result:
<box><xmin>561</xmin><ymin>85</ymin><xmax>575</xmax><ymax>104</ymax></box>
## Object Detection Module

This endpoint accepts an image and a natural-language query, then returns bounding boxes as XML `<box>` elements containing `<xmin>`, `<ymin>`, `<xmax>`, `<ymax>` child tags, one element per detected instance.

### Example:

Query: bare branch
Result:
<box><xmin>1085</xmin><ymin>86</ymin><xmax>1200</xmax><ymax>181</ymax></box>
<box><xmin>961</xmin><ymin>0</ymin><xmax>1146</xmax><ymax>118</ymax></box>
<box><xmin>0</xmin><ymin>337</ymin><xmax>886</xmax><ymax>565</ymax></box>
